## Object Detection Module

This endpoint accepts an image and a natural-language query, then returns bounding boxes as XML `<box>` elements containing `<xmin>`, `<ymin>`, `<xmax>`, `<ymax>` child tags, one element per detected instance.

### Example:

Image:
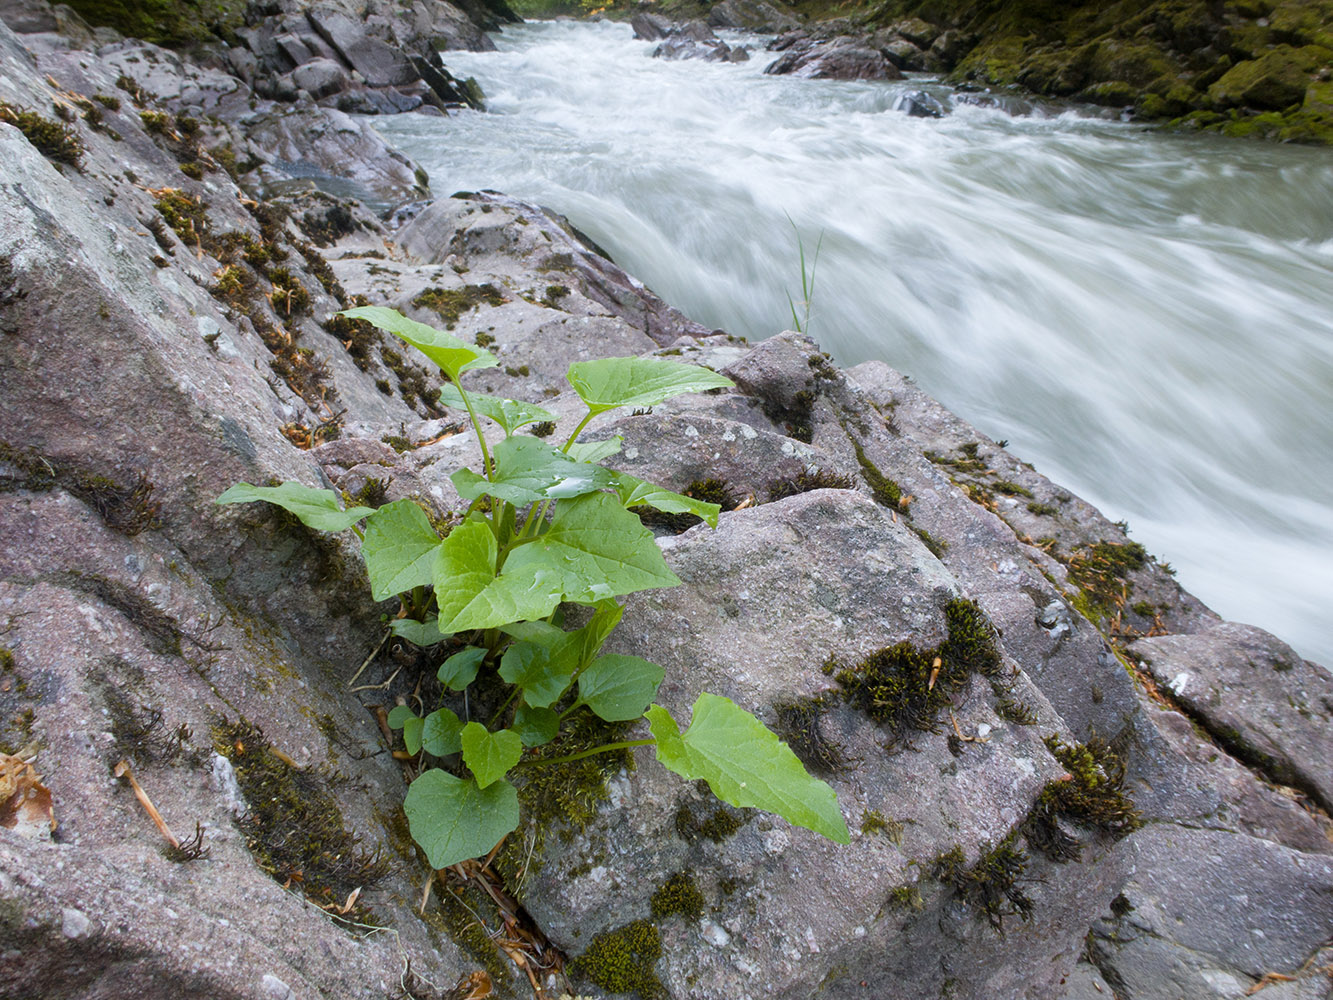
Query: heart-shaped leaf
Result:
<box><xmin>453</xmin><ymin>437</ymin><xmax>614</xmax><ymax>507</ymax></box>
<box><xmin>460</xmin><ymin>723</ymin><xmax>523</xmax><ymax>789</ymax></box>
<box><xmin>216</xmin><ymin>482</ymin><xmax>375</xmax><ymax>533</ymax></box>
<box><xmin>438</xmin><ymin>646</ymin><xmax>486</xmax><ymax>691</ymax></box>
<box><xmin>362</xmin><ymin>499</ymin><xmax>441</xmax><ymax>601</ymax></box>
<box><xmin>391</xmin><ymin>617</ymin><xmax>450</xmax><ymax>646</ymax></box>
<box><xmin>341</xmin><ymin>306</ymin><xmax>497</xmax><ymax>382</ymax></box>
<box><xmin>433</xmin><ymin>518</ymin><xmax>563</xmax><ymax>633</ymax></box>
<box><xmin>438</xmin><ymin>384</ymin><xmax>556</xmax><ymax>437</ymax></box>
<box><xmin>512</xmin><ymin>705</ymin><xmax>559</xmax><ymax>747</ymax></box>
<box><xmin>422</xmin><ymin>708</ymin><xmax>464</xmax><ymax>757</ymax></box>
<box><xmin>566</xmin><ymin>357</ymin><xmax>734</xmax><ymax>415</ymax></box>
<box><xmin>404</xmin><ymin>770</ymin><xmax>519</xmax><ymax>869</ymax></box>
<box><xmin>498</xmin><ymin>641</ymin><xmax>577</xmax><ymax>709</ymax></box>
<box><xmin>646</xmin><ymin>694</ymin><xmax>848</xmax><ymax>844</ymax></box>
<box><xmin>387</xmin><ymin>705</ymin><xmax>415</xmax><ymax>730</ymax></box>
<box><xmin>611</xmin><ymin>472</ymin><xmax>722</xmax><ymax>528</ymax></box>
<box><xmin>579</xmin><ymin>654</ymin><xmax>665</xmax><ymax>721</ymax></box>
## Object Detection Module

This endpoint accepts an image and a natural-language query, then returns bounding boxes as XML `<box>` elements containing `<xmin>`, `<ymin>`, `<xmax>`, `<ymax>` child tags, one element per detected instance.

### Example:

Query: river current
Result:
<box><xmin>374</xmin><ymin>19</ymin><xmax>1333</xmax><ymax>665</ymax></box>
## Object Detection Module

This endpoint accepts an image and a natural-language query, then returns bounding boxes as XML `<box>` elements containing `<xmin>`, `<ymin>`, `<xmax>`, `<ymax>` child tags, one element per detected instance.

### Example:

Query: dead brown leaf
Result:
<box><xmin>0</xmin><ymin>753</ymin><xmax>55</xmax><ymax>838</ymax></box>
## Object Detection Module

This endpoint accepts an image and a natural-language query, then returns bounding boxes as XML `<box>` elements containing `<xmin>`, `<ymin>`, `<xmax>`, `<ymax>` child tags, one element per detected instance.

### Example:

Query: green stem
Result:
<box><xmin>560</xmin><ymin>409</ymin><xmax>598</xmax><ymax>454</ymax></box>
<box><xmin>488</xmin><ymin>687</ymin><xmax>520</xmax><ymax>728</ymax></box>
<box><xmin>451</xmin><ymin>375</ymin><xmax>493</xmax><ymax>478</ymax></box>
<box><xmin>521</xmin><ymin>739</ymin><xmax>655</xmax><ymax>767</ymax></box>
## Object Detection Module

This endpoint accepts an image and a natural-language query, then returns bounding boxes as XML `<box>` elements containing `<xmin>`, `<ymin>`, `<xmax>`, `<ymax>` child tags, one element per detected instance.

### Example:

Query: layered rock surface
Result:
<box><xmin>0</xmin><ymin>9</ymin><xmax>1330</xmax><ymax>1000</ymax></box>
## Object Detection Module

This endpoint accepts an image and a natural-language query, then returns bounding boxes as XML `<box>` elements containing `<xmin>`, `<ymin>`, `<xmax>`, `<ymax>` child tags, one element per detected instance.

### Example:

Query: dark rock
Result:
<box><xmin>767</xmin><ymin>27</ymin><xmax>808</xmax><ymax>51</ymax></box>
<box><xmin>764</xmin><ymin>35</ymin><xmax>904</xmax><ymax>80</ymax></box>
<box><xmin>289</xmin><ymin>55</ymin><xmax>348</xmax><ymax>99</ymax></box>
<box><xmin>0</xmin><ymin>0</ymin><xmax>57</xmax><ymax>33</ymax></box>
<box><xmin>893</xmin><ymin>89</ymin><xmax>948</xmax><ymax>117</ymax></box>
<box><xmin>876</xmin><ymin>34</ymin><xmax>926</xmax><ymax>70</ymax></box>
<box><xmin>412</xmin><ymin>52</ymin><xmax>484</xmax><ymax>110</ymax></box>
<box><xmin>306</xmin><ymin>5</ymin><xmax>417</xmax><ymax>87</ymax></box>
<box><xmin>887</xmin><ymin>16</ymin><xmax>939</xmax><ymax>49</ymax></box>
<box><xmin>706</xmin><ymin>0</ymin><xmax>799</xmax><ymax>33</ymax></box>
<box><xmin>631</xmin><ymin>12</ymin><xmax>673</xmax><ymax>41</ymax></box>
<box><xmin>929</xmin><ymin>28</ymin><xmax>973</xmax><ymax>67</ymax></box>
<box><xmin>1209</xmin><ymin>46</ymin><xmax>1315</xmax><ymax>109</ymax></box>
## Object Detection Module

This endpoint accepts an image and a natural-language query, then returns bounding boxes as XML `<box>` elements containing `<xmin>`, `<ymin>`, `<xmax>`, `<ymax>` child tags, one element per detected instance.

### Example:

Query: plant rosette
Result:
<box><xmin>218</xmin><ymin>306</ymin><xmax>849</xmax><ymax>869</ymax></box>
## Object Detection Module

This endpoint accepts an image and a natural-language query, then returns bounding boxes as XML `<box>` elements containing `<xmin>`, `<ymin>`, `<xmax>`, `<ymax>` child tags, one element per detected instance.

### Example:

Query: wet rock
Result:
<box><xmin>1129</xmin><ymin>622</ymin><xmax>1333</xmax><ymax>811</ymax></box>
<box><xmin>705</xmin><ymin>0</ymin><xmax>800</xmax><ymax>33</ymax></box>
<box><xmin>1208</xmin><ymin>46</ymin><xmax>1316</xmax><ymax>109</ymax></box>
<box><xmin>893</xmin><ymin>89</ymin><xmax>948</xmax><ymax>117</ymax></box>
<box><xmin>631</xmin><ymin>11</ymin><xmax>673</xmax><ymax>41</ymax></box>
<box><xmin>287</xmin><ymin>55</ymin><xmax>348</xmax><ymax>99</ymax></box>
<box><xmin>764</xmin><ymin>35</ymin><xmax>904</xmax><ymax>81</ymax></box>
<box><xmin>306</xmin><ymin>5</ymin><xmax>417</xmax><ymax>87</ymax></box>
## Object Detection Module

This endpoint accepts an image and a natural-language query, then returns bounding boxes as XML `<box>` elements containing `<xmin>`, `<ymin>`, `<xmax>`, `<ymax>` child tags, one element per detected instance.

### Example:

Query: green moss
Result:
<box><xmin>267</xmin><ymin>268</ymin><xmax>310</xmax><ymax>319</ymax></box>
<box><xmin>0</xmin><ymin>444</ymin><xmax>159</xmax><ymax>536</ymax></box>
<box><xmin>209</xmin><ymin>264</ymin><xmax>254</xmax><ymax>304</ymax></box>
<box><xmin>528</xmin><ymin>421</ymin><xmax>556</xmax><ymax>438</ymax></box>
<box><xmin>994</xmin><ymin>694</ymin><xmax>1039</xmax><ymax>726</ymax></box>
<box><xmin>154</xmin><ymin>188</ymin><xmax>209</xmax><ymax>248</ymax></box>
<box><xmin>847</xmin><ymin>435</ymin><xmax>903</xmax><ymax>508</ymax></box>
<box><xmin>1064</xmin><ymin>539</ymin><xmax>1148</xmax><ymax>622</ymax></box>
<box><xmin>859</xmin><ymin>809</ymin><xmax>904</xmax><ymax>842</ymax></box>
<box><xmin>674</xmin><ymin>797</ymin><xmax>747</xmax><ymax>843</ymax></box>
<box><xmin>834</xmin><ymin>599</ymin><xmax>1003</xmax><ymax>750</ymax></box>
<box><xmin>213</xmin><ymin>720</ymin><xmax>389</xmax><ymax>922</ymax></box>
<box><xmin>63</xmin><ymin>0</ymin><xmax>246</xmax><ymax>48</ymax></box>
<box><xmin>435</xmin><ymin>883</ymin><xmax>516</xmax><ymax>988</ymax></box>
<box><xmin>139</xmin><ymin>110</ymin><xmax>171</xmax><ymax>134</ymax></box>
<box><xmin>913</xmin><ymin>525</ymin><xmax>948</xmax><ymax>558</ymax></box>
<box><xmin>57</xmin><ymin>572</ymin><xmax>182</xmax><ymax>656</ymax></box>
<box><xmin>569</xmin><ymin>919</ymin><xmax>664</xmax><ymax>998</ymax></box>
<box><xmin>887</xmin><ymin>884</ymin><xmax>923</xmax><ymax>910</ymax></box>
<box><xmin>544</xmin><ymin>283</ymin><xmax>571</xmax><ymax>306</ymax></box>
<box><xmin>474</xmin><ymin>331</ymin><xmax>496</xmax><ymax>348</ymax></box>
<box><xmin>412</xmin><ymin>284</ymin><xmax>505</xmax><ymax>328</ymax></box>
<box><xmin>772</xmin><ymin>695</ymin><xmax>852</xmax><ymax>776</ymax></box>
<box><xmin>765</xmin><ymin>466</ymin><xmax>855</xmax><ymax>503</ymax></box>
<box><xmin>92</xmin><ymin>94</ymin><xmax>121</xmax><ymax>111</ymax></box>
<box><xmin>323</xmin><ymin>307</ymin><xmax>379</xmax><ymax>372</ymax></box>
<box><xmin>1025</xmin><ymin>735</ymin><xmax>1141</xmax><ymax>862</ymax></box>
<box><xmin>933</xmin><ymin>835</ymin><xmax>1033</xmax><ymax>932</ymax></box>
<box><xmin>0</xmin><ymin>101</ymin><xmax>83</xmax><ymax>169</ymax></box>
<box><xmin>651</xmin><ymin>872</ymin><xmax>704</xmax><ymax>920</ymax></box>
<box><xmin>504</xmin><ymin>365</ymin><xmax>530</xmax><ymax>377</ymax></box>
<box><xmin>636</xmin><ymin>477</ymin><xmax>740</xmax><ymax>534</ymax></box>
<box><xmin>992</xmin><ymin>480</ymin><xmax>1033</xmax><ymax>498</ymax></box>
<box><xmin>1026</xmin><ymin>501</ymin><xmax>1060</xmax><ymax>516</ymax></box>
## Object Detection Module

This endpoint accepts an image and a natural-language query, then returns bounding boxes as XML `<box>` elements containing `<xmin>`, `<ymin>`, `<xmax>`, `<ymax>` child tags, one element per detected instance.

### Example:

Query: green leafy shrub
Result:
<box><xmin>218</xmin><ymin>307</ymin><xmax>849</xmax><ymax>870</ymax></box>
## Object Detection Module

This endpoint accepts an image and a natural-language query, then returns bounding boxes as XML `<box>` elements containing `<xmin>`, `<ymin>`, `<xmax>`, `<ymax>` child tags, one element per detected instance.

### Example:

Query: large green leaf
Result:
<box><xmin>438</xmin><ymin>384</ymin><xmax>555</xmax><ymax>437</ymax></box>
<box><xmin>460</xmin><ymin>723</ymin><xmax>523</xmax><ymax>789</ymax></box>
<box><xmin>362</xmin><ymin>499</ymin><xmax>442</xmax><ymax>601</ymax></box>
<box><xmin>404</xmin><ymin>770</ymin><xmax>519</xmax><ymax>869</ymax></box>
<box><xmin>645</xmin><ymin>694</ymin><xmax>849</xmax><ymax>844</ymax></box>
<box><xmin>567</xmin><ymin>437</ymin><xmax>622</xmax><ymax>464</ymax></box>
<box><xmin>453</xmin><ymin>437</ymin><xmax>614</xmax><ymax>507</ymax></box>
<box><xmin>432</xmin><ymin>518</ymin><xmax>563</xmax><ymax>632</ymax></box>
<box><xmin>579</xmin><ymin>654</ymin><xmax>664</xmax><ymax>721</ymax></box>
<box><xmin>341</xmin><ymin>306</ymin><xmax>498</xmax><ymax>381</ymax></box>
<box><xmin>498</xmin><ymin>640</ymin><xmax>578</xmax><ymax>708</ymax></box>
<box><xmin>422</xmin><ymin>708</ymin><xmax>464</xmax><ymax>757</ymax></box>
<box><xmin>513</xmin><ymin>705</ymin><xmax>559</xmax><ymax>747</ymax></box>
<box><xmin>611</xmin><ymin>472</ymin><xmax>723</xmax><ymax>528</ymax></box>
<box><xmin>502</xmin><ymin>492</ymin><xmax>680</xmax><ymax>603</ymax></box>
<box><xmin>215</xmin><ymin>482</ymin><xmax>375</xmax><ymax>533</ymax></box>
<box><xmin>566</xmin><ymin>357</ymin><xmax>734</xmax><ymax>415</ymax></box>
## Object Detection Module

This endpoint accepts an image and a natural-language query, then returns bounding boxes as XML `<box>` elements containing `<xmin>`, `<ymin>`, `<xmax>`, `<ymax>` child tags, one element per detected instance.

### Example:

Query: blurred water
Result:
<box><xmin>375</xmin><ymin>20</ymin><xmax>1333</xmax><ymax>665</ymax></box>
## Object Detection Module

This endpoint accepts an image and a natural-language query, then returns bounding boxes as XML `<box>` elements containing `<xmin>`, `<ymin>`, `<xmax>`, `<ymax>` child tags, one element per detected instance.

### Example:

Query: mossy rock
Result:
<box><xmin>1087</xmin><ymin>38</ymin><xmax>1177</xmax><ymax>87</ymax></box>
<box><xmin>1208</xmin><ymin>45</ymin><xmax>1318</xmax><ymax>108</ymax></box>
<box><xmin>1268</xmin><ymin>0</ymin><xmax>1333</xmax><ymax>48</ymax></box>
<box><xmin>1081</xmin><ymin>79</ymin><xmax>1138</xmax><ymax>105</ymax></box>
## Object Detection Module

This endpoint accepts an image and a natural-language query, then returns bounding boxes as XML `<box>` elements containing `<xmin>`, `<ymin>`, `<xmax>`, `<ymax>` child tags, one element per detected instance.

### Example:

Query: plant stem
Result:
<box><xmin>488</xmin><ymin>687</ymin><xmax>520</xmax><ymax>727</ymax></box>
<box><xmin>451</xmin><ymin>375</ymin><xmax>493</xmax><ymax>478</ymax></box>
<box><xmin>561</xmin><ymin>409</ymin><xmax>597</xmax><ymax>454</ymax></box>
<box><xmin>521</xmin><ymin>739</ymin><xmax>654</xmax><ymax>767</ymax></box>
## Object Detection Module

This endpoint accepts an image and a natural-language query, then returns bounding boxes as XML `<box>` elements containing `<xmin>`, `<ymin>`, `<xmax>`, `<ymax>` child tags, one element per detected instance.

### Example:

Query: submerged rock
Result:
<box><xmin>893</xmin><ymin>89</ymin><xmax>948</xmax><ymax>117</ymax></box>
<box><xmin>764</xmin><ymin>35</ymin><xmax>904</xmax><ymax>81</ymax></box>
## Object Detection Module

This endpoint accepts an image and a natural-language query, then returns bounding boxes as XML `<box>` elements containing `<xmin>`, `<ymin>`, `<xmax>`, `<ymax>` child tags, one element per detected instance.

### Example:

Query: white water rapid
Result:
<box><xmin>374</xmin><ymin>19</ymin><xmax>1333</xmax><ymax>665</ymax></box>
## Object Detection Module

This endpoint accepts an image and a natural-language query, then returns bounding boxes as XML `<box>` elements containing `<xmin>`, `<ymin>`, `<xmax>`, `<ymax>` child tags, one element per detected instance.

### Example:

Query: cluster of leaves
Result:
<box><xmin>218</xmin><ymin>307</ymin><xmax>849</xmax><ymax>870</ymax></box>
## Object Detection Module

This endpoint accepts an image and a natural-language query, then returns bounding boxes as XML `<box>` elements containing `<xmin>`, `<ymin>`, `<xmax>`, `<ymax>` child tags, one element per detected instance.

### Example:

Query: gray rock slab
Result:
<box><xmin>306</xmin><ymin>6</ymin><xmax>416</xmax><ymax>87</ymax></box>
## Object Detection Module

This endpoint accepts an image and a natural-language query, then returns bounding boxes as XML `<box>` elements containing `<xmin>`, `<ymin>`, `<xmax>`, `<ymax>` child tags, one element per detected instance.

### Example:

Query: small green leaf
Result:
<box><xmin>438</xmin><ymin>646</ymin><xmax>486</xmax><ymax>691</ymax></box>
<box><xmin>438</xmin><ymin>384</ymin><xmax>556</xmax><ymax>437</ymax></box>
<box><xmin>498</xmin><ymin>641</ymin><xmax>577</xmax><ymax>709</ymax></box>
<box><xmin>403</xmin><ymin>715</ymin><xmax>425</xmax><ymax>755</ymax></box>
<box><xmin>501</xmin><ymin>492</ymin><xmax>680</xmax><ymax>603</ymax></box>
<box><xmin>460</xmin><ymin>722</ymin><xmax>523</xmax><ymax>789</ymax></box>
<box><xmin>566</xmin><ymin>357</ymin><xmax>734</xmax><ymax>415</ymax></box>
<box><xmin>579</xmin><ymin>654</ymin><xmax>665</xmax><ymax>721</ymax></box>
<box><xmin>645</xmin><ymin>694</ymin><xmax>849</xmax><ymax>844</ymax></box>
<box><xmin>452</xmin><ymin>437</ymin><xmax>613</xmax><ymax>507</ymax></box>
<box><xmin>499</xmin><ymin>621</ymin><xmax>567</xmax><ymax>646</ymax></box>
<box><xmin>341</xmin><ymin>306</ymin><xmax>498</xmax><ymax>381</ymax></box>
<box><xmin>612</xmin><ymin>472</ymin><xmax>722</xmax><ymax>528</ymax></box>
<box><xmin>404</xmin><ymin>770</ymin><xmax>520</xmax><ymax>869</ymax></box>
<box><xmin>422</xmin><ymin>708</ymin><xmax>464</xmax><ymax>756</ymax></box>
<box><xmin>568</xmin><ymin>437</ymin><xmax>623</xmax><ymax>464</ymax></box>
<box><xmin>513</xmin><ymin>705</ymin><xmax>559</xmax><ymax>747</ymax></box>
<box><xmin>391</xmin><ymin>617</ymin><xmax>450</xmax><ymax>646</ymax></box>
<box><xmin>362</xmin><ymin>499</ymin><xmax>442</xmax><ymax>601</ymax></box>
<box><xmin>433</xmin><ymin>518</ymin><xmax>563</xmax><ymax>633</ymax></box>
<box><xmin>215</xmin><ymin>482</ymin><xmax>375</xmax><ymax>533</ymax></box>
<box><xmin>387</xmin><ymin>705</ymin><xmax>415</xmax><ymax>730</ymax></box>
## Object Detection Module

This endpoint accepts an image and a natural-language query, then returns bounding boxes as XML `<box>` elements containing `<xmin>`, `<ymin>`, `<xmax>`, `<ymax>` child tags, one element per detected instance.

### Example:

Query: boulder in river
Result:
<box><xmin>893</xmin><ymin>89</ymin><xmax>948</xmax><ymax>117</ymax></box>
<box><xmin>764</xmin><ymin>35</ymin><xmax>905</xmax><ymax>81</ymax></box>
<box><xmin>706</xmin><ymin>0</ymin><xmax>801</xmax><ymax>33</ymax></box>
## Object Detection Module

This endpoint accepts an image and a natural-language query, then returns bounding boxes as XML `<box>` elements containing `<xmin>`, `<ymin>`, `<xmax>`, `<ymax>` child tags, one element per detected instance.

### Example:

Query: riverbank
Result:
<box><xmin>1</xmin><ymin>4</ymin><xmax>1331</xmax><ymax>1000</ymax></box>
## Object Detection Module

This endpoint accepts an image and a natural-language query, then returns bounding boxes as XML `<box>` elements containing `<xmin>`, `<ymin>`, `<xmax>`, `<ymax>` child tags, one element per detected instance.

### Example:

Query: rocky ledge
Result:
<box><xmin>1</xmin><ymin>5</ymin><xmax>1331</xmax><ymax>1000</ymax></box>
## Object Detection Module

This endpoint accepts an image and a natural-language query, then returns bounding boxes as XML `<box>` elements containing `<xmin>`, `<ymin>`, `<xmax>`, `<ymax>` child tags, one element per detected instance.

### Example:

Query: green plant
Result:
<box><xmin>785</xmin><ymin>215</ymin><xmax>823</xmax><ymax>335</ymax></box>
<box><xmin>218</xmin><ymin>307</ymin><xmax>849</xmax><ymax>870</ymax></box>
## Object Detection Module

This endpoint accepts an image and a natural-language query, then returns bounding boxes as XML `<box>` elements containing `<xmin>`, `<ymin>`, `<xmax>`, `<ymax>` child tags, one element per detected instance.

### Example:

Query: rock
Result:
<box><xmin>0</xmin><ymin>0</ymin><xmax>57</xmax><ymax>33</ymax></box>
<box><xmin>705</xmin><ymin>0</ymin><xmax>800</xmax><ymax>33</ymax></box>
<box><xmin>1088</xmin><ymin>826</ymin><xmax>1333</xmax><ymax>999</ymax></box>
<box><xmin>1129</xmin><ymin>622</ymin><xmax>1333</xmax><ymax>811</ymax></box>
<box><xmin>288</xmin><ymin>55</ymin><xmax>348</xmax><ymax>99</ymax></box>
<box><xmin>764</xmin><ymin>35</ymin><xmax>904</xmax><ymax>81</ymax></box>
<box><xmin>412</xmin><ymin>52</ymin><xmax>485</xmax><ymax>110</ymax></box>
<box><xmin>1209</xmin><ymin>46</ymin><xmax>1315</xmax><ymax>109</ymax></box>
<box><xmin>887</xmin><ymin>16</ymin><xmax>939</xmax><ymax>49</ymax></box>
<box><xmin>893</xmin><ymin>89</ymin><xmax>948</xmax><ymax>117</ymax></box>
<box><xmin>875</xmin><ymin>34</ymin><xmax>927</xmax><ymax>70</ymax></box>
<box><xmin>631</xmin><ymin>12</ymin><xmax>673</xmax><ymax>41</ymax></box>
<box><xmin>305</xmin><ymin>5</ymin><xmax>417</xmax><ymax>87</ymax></box>
<box><xmin>642</xmin><ymin>19</ymin><xmax>746</xmax><ymax>62</ymax></box>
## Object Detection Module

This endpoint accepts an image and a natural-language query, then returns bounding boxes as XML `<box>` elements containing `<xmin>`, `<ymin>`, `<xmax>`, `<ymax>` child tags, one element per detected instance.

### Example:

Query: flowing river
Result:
<box><xmin>374</xmin><ymin>19</ymin><xmax>1333</xmax><ymax>665</ymax></box>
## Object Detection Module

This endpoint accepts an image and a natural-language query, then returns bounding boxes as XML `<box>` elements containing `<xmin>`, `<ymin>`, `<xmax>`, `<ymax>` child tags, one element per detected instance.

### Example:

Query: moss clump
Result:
<box><xmin>635</xmin><ymin>477</ymin><xmax>741</xmax><ymax>534</ymax></box>
<box><xmin>994</xmin><ymin>694</ymin><xmax>1039</xmax><ymax>726</ymax></box>
<box><xmin>0</xmin><ymin>101</ymin><xmax>83</xmax><ymax>169</ymax></box>
<box><xmin>0</xmin><ymin>444</ymin><xmax>160</xmax><ymax>536</ymax></box>
<box><xmin>55</xmin><ymin>572</ymin><xmax>181</xmax><ymax>656</ymax></box>
<box><xmin>544</xmin><ymin>283</ymin><xmax>571</xmax><ymax>305</ymax></box>
<box><xmin>412</xmin><ymin>284</ymin><xmax>505</xmax><ymax>328</ymax></box>
<box><xmin>772</xmin><ymin>695</ymin><xmax>852</xmax><ymax>776</ymax></box>
<box><xmin>267</xmin><ymin>268</ymin><xmax>310</xmax><ymax>318</ymax></box>
<box><xmin>213</xmin><ymin>720</ymin><xmax>389</xmax><ymax>922</ymax></box>
<box><xmin>674</xmin><ymin>797</ymin><xmax>747</xmax><ymax>844</ymax></box>
<box><xmin>887</xmin><ymin>884</ymin><xmax>923</xmax><ymax>911</ymax></box>
<box><xmin>178</xmin><ymin>159</ymin><xmax>205</xmax><ymax>181</ymax></box>
<box><xmin>859</xmin><ymin>809</ymin><xmax>903</xmax><ymax>842</ymax></box>
<box><xmin>1027</xmin><ymin>501</ymin><xmax>1060</xmax><ymax>516</ymax></box>
<box><xmin>847</xmin><ymin>435</ymin><xmax>903</xmax><ymax>508</ymax></box>
<box><xmin>765</xmin><ymin>465</ymin><xmax>854</xmax><ymax>503</ymax></box>
<box><xmin>834</xmin><ymin>599</ymin><xmax>1004</xmax><ymax>750</ymax></box>
<box><xmin>650</xmin><ymin>872</ymin><xmax>704</xmax><ymax>920</ymax></box>
<box><xmin>1065</xmin><ymin>539</ymin><xmax>1148</xmax><ymax>621</ymax></box>
<box><xmin>569</xmin><ymin>919</ymin><xmax>664</xmax><ymax>999</ymax></box>
<box><xmin>933</xmin><ymin>835</ymin><xmax>1033</xmax><ymax>932</ymax></box>
<box><xmin>322</xmin><ymin>303</ymin><xmax>379</xmax><ymax>372</ymax></box>
<box><xmin>209</xmin><ymin>264</ymin><xmax>254</xmax><ymax>304</ymax></box>
<box><xmin>528</xmin><ymin>420</ymin><xmax>556</xmax><ymax>438</ymax></box>
<box><xmin>154</xmin><ymin>189</ymin><xmax>209</xmax><ymax>248</ymax></box>
<box><xmin>1025</xmin><ymin>736</ymin><xmax>1140</xmax><ymax>862</ymax></box>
